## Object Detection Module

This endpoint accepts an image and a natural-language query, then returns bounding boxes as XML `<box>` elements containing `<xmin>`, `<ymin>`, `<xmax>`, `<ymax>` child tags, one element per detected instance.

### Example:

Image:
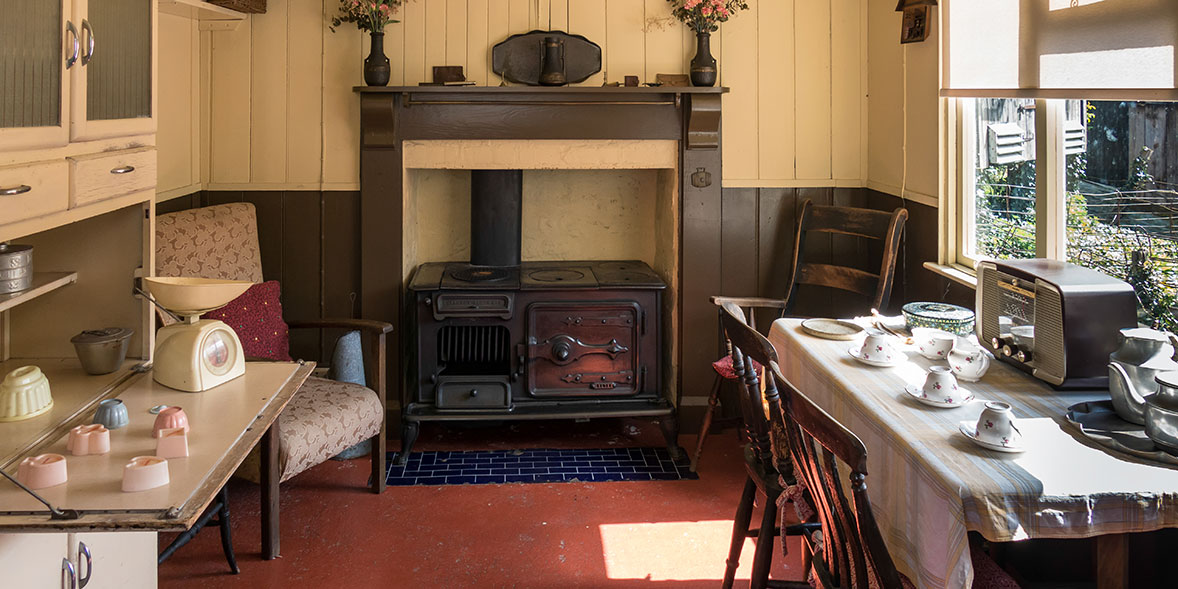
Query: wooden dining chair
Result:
<box><xmin>691</xmin><ymin>201</ymin><xmax>907</xmax><ymax>472</ymax></box>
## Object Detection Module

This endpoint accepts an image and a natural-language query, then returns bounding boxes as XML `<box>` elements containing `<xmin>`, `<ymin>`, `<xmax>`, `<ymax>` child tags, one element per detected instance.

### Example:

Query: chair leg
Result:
<box><xmin>369</xmin><ymin>431</ymin><xmax>386</xmax><ymax>494</ymax></box>
<box><xmin>750</xmin><ymin>489</ymin><xmax>781</xmax><ymax>589</ymax></box>
<box><xmin>723</xmin><ymin>477</ymin><xmax>758</xmax><ymax>589</ymax></box>
<box><xmin>690</xmin><ymin>373</ymin><xmax>723</xmax><ymax>472</ymax></box>
<box><xmin>215</xmin><ymin>486</ymin><xmax>239</xmax><ymax>574</ymax></box>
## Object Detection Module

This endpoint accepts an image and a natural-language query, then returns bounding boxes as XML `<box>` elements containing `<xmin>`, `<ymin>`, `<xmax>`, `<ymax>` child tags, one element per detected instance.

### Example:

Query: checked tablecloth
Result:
<box><xmin>768</xmin><ymin>318</ymin><xmax>1178</xmax><ymax>588</ymax></box>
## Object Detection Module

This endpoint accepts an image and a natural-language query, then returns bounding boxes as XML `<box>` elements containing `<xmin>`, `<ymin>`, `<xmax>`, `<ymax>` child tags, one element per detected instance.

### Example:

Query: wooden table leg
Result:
<box><xmin>261</xmin><ymin>421</ymin><xmax>280</xmax><ymax>560</ymax></box>
<box><xmin>1096</xmin><ymin>533</ymin><xmax>1128</xmax><ymax>589</ymax></box>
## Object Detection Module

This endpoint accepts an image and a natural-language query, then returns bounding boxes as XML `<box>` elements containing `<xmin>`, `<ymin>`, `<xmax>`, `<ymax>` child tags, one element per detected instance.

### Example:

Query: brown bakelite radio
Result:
<box><xmin>976</xmin><ymin>259</ymin><xmax>1137</xmax><ymax>388</ymax></box>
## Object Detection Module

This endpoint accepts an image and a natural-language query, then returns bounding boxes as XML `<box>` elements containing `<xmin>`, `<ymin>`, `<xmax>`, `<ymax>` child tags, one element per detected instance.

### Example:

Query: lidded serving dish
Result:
<box><xmin>902</xmin><ymin>302</ymin><xmax>975</xmax><ymax>337</ymax></box>
<box><xmin>0</xmin><ymin>243</ymin><xmax>33</xmax><ymax>294</ymax></box>
<box><xmin>0</xmin><ymin>365</ymin><xmax>53</xmax><ymax>421</ymax></box>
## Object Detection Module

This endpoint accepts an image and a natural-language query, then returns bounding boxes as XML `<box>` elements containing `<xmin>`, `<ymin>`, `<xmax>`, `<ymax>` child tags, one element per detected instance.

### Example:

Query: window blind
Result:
<box><xmin>942</xmin><ymin>0</ymin><xmax>1178</xmax><ymax>100</ymax></box>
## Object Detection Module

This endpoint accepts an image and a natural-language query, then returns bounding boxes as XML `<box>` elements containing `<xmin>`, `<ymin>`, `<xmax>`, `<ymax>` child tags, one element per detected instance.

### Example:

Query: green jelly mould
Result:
<box><xmin>901</xmin><ymin>302</ymin><xmax>975</xmax><ymax>337</ymax></box>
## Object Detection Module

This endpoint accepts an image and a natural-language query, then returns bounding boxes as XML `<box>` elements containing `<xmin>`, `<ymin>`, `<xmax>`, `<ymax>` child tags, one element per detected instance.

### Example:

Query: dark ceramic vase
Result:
<box><xmin>690</xmin><ymin>32</ymin><xmax>717</xmax><ymax>87</ymax></box>
<box><xmin>364</xmin><ymin>32</ymin><xmax>391</xmax><ymax>87</ymax></box>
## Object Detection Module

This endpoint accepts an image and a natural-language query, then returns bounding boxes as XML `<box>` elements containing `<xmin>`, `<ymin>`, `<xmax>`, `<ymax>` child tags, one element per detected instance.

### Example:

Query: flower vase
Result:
<box><xmin>364</xmin><ymin>32</ymin><xmax>391</xmax><ymax>87</ymax></box>
<box><xmin>690</xmin><ymin>31</ymin><xmax>717</xmax><ymax>87</ymax></box>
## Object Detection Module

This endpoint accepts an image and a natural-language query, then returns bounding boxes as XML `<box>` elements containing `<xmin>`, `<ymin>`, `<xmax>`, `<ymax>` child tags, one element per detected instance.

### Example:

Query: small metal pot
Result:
<box><xmin>70</xmin><ymin>328</ymin><xmax>134</xmax><ymax>375</ymax></box>
<box><xmin>1145</xmin><ymin>371</ymin><xmax>1178</xmax><ymax>454</ymax></box>
<box><xmin>0</xmin><ymin>244</ymin><xmax>33</xmax><ymax>294</ymax></box>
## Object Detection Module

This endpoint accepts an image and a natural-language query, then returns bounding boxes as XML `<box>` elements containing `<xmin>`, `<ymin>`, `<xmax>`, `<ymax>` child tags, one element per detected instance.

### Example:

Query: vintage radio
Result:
<box><xmin>976</xmin><ymin>259</ymin><xmax>1137</xmax><ymax>388</ymax></box>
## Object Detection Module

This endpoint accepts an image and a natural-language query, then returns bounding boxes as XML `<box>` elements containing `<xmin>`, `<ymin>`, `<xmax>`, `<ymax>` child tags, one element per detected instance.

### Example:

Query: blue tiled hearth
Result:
<box><xmin>384</xmin><ymin>447</ymin><xmax>698</xmax><ymax>486</ymax></box>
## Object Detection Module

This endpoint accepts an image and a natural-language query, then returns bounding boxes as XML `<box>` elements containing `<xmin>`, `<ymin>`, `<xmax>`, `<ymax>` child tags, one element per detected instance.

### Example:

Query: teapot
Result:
<box><xmin>1107</xmin><ymin>328</ymin><xmax>1178</xmax><ymax>425</ymax></box>
<box><xmin>1144</xmin><ymin>371</ymin><xmax>1178</xmax><ymax>454</ymax></box>
<box><xmin>949</xmin><ymin>338</ymin><xmax>991</xmax><ymax>382</ymax></box>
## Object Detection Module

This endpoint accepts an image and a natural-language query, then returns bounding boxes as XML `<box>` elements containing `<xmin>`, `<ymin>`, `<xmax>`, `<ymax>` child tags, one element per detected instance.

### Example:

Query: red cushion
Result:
<box><xmin>711</xmin><ymin>355</ymin><xmax>763</xmax><ymax>380</ymax></box>
<box><xmin>201</xmin><ymin>280</ymin><xmax>292</xmax><ymax>361</ymax></box>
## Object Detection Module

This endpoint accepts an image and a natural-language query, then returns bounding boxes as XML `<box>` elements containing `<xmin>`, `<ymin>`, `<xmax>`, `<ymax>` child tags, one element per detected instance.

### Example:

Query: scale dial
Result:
<box><xmin>201</xmin><ymin>328</ymin><xmax>238</xmax><ymax>376</ymax></box>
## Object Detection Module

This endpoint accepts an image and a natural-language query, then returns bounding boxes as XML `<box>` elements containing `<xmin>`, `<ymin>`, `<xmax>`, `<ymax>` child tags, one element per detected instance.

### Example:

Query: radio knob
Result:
<box><xmin>991</xmin><ymin>337</ymin><xmax>1004</xmax><ymax>351</ymax></box>
<box><xmin>1016</xmin><ymin>349</ymin><xmax>1032</xmax><ymax>363</ymax></box>
<box><xmin>1002</xmin><ymin>344</ymin><xmax>1015</xmax><ymax>357</ymax></box>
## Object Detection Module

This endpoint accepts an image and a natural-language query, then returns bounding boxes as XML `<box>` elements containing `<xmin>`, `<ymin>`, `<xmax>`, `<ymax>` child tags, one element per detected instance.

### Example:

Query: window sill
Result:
<box><xmin>922</xmin><ymin>262</ymin><xmax>978</xmax><ymax>289</ymax></box>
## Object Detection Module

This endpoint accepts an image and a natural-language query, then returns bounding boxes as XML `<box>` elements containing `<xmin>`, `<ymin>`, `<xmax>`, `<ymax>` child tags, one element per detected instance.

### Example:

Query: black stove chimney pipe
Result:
<box><xmin>470</xmin><ymin>169</ymin><xmax>523</xmax><ymax>267</ymax></box>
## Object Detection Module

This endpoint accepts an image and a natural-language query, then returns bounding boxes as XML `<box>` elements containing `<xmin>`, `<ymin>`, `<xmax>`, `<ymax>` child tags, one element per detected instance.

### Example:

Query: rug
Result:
<box><xmin>383</xmin><ymin>447</ymin><xmax>698</xmax><ymax>486</ymax></box>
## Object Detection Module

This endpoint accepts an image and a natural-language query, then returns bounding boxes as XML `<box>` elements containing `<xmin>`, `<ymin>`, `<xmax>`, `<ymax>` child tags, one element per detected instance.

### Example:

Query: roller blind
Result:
<box><xmin>942</xmin><ymin>0</ymin><xmax>1178</xmax><ymax>99</ymax></box>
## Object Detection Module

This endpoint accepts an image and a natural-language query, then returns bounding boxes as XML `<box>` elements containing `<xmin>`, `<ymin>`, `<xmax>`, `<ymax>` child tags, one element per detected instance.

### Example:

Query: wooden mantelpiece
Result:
<box><xmin>355</xmin><ymin>85</ymin><xmax>727</xmax><ymax>427</ymax></box>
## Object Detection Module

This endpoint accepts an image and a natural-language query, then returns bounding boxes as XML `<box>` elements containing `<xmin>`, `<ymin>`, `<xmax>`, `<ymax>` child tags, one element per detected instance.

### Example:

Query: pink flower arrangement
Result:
<box><xmin>330</xmin><ymin>0</ymin><xmax>406</xmax><ymax>34</ymax></box>
<box><xmin>668</xmin><ymin>0</ymin><xmax>749</xmax><ymax>33</ymax></box>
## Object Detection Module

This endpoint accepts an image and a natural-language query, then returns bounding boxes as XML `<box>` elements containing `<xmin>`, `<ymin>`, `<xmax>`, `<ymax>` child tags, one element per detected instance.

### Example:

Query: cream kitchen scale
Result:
<box><xmin>143</xmin><ymin>277</ymin><xmax>252</xmax><ymax>392</ymax></box>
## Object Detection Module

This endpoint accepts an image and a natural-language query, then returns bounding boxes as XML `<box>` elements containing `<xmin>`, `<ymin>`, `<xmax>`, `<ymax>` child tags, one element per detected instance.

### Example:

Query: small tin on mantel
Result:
<box><xmin>0</xmin><ymin>244</ymin><xmax>33</xmax><ymax>294</ymax></box>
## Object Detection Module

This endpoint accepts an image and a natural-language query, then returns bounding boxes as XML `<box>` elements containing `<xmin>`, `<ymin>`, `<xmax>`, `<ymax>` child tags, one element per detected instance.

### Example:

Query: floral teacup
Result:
<box><xmin>859</xmin><ymin>330</ymin><xmax>901</xmax><ymax>364</ymax></box>
<box><xmin>912</xmin><ymin>327</ymin><xmax>956</xmax><ymax>360</ymax></box>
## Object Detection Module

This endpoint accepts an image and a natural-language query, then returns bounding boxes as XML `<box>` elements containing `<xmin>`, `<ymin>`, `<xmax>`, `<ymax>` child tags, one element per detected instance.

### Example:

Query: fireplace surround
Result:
<box><xmin>356</xmin><ymin>86</ymin><xmax>726</xmax><ymax>457</ymax></box>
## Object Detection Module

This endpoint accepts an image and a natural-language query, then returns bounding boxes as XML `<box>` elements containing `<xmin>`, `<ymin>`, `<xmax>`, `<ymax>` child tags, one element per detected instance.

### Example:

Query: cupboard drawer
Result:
<box><xmin>436</xmin><ymin>377</ymin><xmax>510</xmax><ymax>410</ymax></box>
<box><xmin>68</xmin><ymin>147</ymin><xmax>156</xmax><ymax>208</ymax></box>
<box><xmin>0</xmin><ymin>160</ymin><xmax>69</xmax><ymax>225</ymax></box>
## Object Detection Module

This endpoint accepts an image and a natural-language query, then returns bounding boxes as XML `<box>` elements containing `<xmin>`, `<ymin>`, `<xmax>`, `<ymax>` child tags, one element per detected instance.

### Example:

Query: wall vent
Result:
<box><xmin>987</xmin><ymin>122</ymin><xmax>1030</xmax><ymax>165</ymax></box>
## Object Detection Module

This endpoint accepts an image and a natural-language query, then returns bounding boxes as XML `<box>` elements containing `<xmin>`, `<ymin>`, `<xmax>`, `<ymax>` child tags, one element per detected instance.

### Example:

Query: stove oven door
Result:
<box><xmin>525</xmin><ymin>302</ymin><xmax>643</xmax><ymax>397</ymax></box>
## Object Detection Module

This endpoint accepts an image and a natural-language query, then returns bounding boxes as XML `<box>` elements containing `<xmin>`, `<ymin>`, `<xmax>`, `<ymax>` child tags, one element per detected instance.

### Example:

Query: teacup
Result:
<box><xmin>973</xmin><ymin>402</ymin><xmax>1022</xmax><ymax>448</ymax></box>
<box><xmin>921</xmin><ymin>366</ymin><xmax>960</xmax><ymax>403</ymax></box>
<box><xmin>949</xmin><ymin>341</ymin><xmax>991</xmax><ymax>382</ymax></box>
<box><xmin>859</xmin><ymin>330</ymin><xmax>900</xmax><ymax>364</ymax></box>
<box><xmin>912</xmin><ymin>328</ymin><xmax>956</xmax><ymax>360</ymax></box>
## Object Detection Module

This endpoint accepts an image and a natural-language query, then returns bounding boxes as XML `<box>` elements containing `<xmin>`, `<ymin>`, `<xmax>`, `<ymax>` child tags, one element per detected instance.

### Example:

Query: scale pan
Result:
<box><xmin>143</xmin><ymin>277</ymin><xmax>252</xmax><ymax>316</ymax></box>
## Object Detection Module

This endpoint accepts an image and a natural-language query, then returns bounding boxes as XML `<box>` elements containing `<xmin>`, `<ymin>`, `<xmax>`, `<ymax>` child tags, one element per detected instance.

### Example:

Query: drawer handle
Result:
<box><xmin>65</xmin><ymin>21</ymin><xmax>80</xmax><ymax>69</ymax></box>
<box><xmin>81</xmin><ymin>20</ymin><xmax>95</xmax><ymax>67</ymax></box>
<box><xmin>110</xmin><ymin>165</ymin><xmax>136</xmax><ymax>174</ymax></box>
<box><xmin>469</xmin><ymin>389</ymin><xmax>479</xmax><ymax>398</ymax></box>
<box><xmin>0</xmin><ymin>185</ymin><xmax>32</xmax><ymax>196</ymax></box>
<box><xmin>62</xmin><ymin>558</ymin><xmax>76</xmax><ymax>589</ymax></box>
<box><xmin>77</xmin><ymin>541</ymin><xmax>92</xmax><ymax>588</ymax></box>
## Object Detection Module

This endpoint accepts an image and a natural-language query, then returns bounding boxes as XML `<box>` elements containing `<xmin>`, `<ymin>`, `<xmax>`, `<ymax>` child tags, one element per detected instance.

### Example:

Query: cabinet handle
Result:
<box><xmin>65</xmin><ymin>21</ymin><xmax>80</xmax><ymax>69</ymax></box>
<box><xmin>81</xmin><ymin>20</ymin><xmax>95</xmax><ymax>66</ymax></box>
<box><xmin>61</xmin><ymin>558</ymin><xmax>77</xmax><ymax>589</ymax></box>
<box><xmin>0</xmin><ymin>185</ymin><xmax>32</xmax><ymax>196</ymax></box>
<box><xmin>77</xmin><ymin>541</ymin><xmax>92</xmax><ymax>588</ymax></box>
<box><xmin>110</xmin><ymin>166</ymin><xmax>135</xmax><ymax>174</ymax></box>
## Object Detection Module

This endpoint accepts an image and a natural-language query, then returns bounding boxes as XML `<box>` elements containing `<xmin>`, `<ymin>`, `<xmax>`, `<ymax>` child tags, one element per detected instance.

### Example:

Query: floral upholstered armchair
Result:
<box><xmin>155</xmin><ymin>202</ymin><xmax>390</xmax><ymax>493</ymax></box>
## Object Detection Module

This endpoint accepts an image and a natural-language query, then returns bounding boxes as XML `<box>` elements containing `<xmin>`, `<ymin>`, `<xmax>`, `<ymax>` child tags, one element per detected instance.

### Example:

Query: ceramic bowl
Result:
<box><xmin>122</xmin><ymin>456</ymin><xmax>170</xmax><ymax>492</ymax></box>
<box><xmin>153</xmin><ymin>406</ymin><xmax>189</xmax><ymax>438</ymax></box>
<box><xmin>155</xmin><ymin>427</ymin><xmax>189</xmax><ymax>459</ymax></box>
<box><xmin>912</xmin><ymin>327</ymin><xmax>956</xmax><ymax>360</ymax></box>
<box><xmin>0</xmin><ymin>366</ymin><xmax>53</xmax><ymax>422</ymax></box>
<box><xmin>67</xmin><ymin>424</ymin><xmax>111</xmax><ymax>456</ymax></box>
<box><xmin>17</xmin><ymin>453</ymin><xmax>68</xmax><ymax>489</ymax></box>
<box><xmin>93</xmin><ymin>398</ymin><xmax>129</xmax><ymax>430</ymax></box>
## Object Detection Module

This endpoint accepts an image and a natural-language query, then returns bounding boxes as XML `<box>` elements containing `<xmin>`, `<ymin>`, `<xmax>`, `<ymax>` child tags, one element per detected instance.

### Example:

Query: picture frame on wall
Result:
<box><xmin>900</xmin><ymin>6</ymin><xmax>930</xmax><ymax>44</ymax></box>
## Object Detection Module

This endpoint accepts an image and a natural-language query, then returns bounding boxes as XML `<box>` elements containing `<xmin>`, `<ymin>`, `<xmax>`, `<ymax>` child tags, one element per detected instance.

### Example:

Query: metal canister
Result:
<box><xmin>0</xmin><ymin>244</ymin><xmax>33</xmax><ymax>294</ymax></box>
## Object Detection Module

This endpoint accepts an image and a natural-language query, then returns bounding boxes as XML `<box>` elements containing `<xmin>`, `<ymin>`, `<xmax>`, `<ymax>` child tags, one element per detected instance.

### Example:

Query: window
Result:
<box><xmin>953</xmin><ymin>99</ymin><xmax>1178</xmax><ymax>330</ymax></box>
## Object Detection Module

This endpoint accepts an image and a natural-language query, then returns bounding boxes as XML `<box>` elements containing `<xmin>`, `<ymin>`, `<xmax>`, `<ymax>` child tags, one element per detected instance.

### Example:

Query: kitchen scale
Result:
<box><xmin>142</xmin><ymin>277</ymin><xmax>252</xmax><ymax>392</ymax></box>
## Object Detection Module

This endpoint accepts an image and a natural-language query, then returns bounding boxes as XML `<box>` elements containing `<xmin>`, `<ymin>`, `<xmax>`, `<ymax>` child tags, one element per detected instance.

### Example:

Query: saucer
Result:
<box><xmin>904</xmin><ymin>385</ymin><xmax>974</xmax><ymax>408</ymax></box>
<box><xmin>847</xmin><ymin>346</ymin><xmax>901</xmax><ymax>367</ymax></box>
<box><xmin>958</xmin><ymin>421</ymin><xmax>1025</xmax><ymax>453</ymax></box>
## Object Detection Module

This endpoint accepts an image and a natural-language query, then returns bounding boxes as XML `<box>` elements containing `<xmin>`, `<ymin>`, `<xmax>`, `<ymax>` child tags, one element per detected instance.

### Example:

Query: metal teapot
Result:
<box><xmin>1107</xmin><ymin>328</ymin><xmax>1178</xmax><ymax>425</ymax></box>
<box><xmin>1144</xmin><ymin>371</ymin><xmax>1178</xmax><ymax>454</ymax></box>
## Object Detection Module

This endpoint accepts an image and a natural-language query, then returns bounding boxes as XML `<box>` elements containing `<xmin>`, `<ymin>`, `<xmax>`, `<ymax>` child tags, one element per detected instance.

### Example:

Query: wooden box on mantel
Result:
<box><xmin>207</xmin><ymin>0</ymin><xmax>266</xmax><ymax>14</ymax></box>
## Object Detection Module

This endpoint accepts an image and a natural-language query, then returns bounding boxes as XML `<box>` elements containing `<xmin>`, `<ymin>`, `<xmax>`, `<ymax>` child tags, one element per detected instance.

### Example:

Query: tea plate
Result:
<box><xmin>904</xmin><ymin>385</ymin><xmax>974</xmax><ymax>408</ymax></box>
<box><xmin>847</xmin><ymin>346</ymin><xmax>902</xmax><ymax>367</ymax></box>
<box><xmin>957</xmin><ymin>421</ymin><xmax>1025</xmax><ymax>453</ymax></box>
<box><xmin>801</xmin><ymin>318</ymin><xmax>865</xmax><ymax>341</ymax></box>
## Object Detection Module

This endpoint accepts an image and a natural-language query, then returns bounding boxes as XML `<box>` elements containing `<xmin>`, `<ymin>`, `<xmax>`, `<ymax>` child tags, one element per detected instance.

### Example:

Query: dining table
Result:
<box><xmin>768</xmin><ymin>317</ymin><xmax>1178</xmax><ymax>589</ymax></box>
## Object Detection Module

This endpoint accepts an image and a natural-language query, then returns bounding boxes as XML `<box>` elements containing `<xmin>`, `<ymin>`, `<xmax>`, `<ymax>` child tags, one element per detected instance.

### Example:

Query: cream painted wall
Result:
<box><xmin>155</xmin><ymin>0</ymin><xmax>871</xmax><ymax>193</ymax></box>
<box><xmin>865</xmin><ymin>3</ymin><xmax>940</xmax><ymax>207</ymax></box>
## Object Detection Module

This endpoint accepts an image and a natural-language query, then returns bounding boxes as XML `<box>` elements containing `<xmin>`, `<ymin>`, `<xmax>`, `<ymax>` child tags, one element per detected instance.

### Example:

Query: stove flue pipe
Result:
<box><xmin>470</xmin><ymin>169</ymin><xmax>523</xmax><ymax>267</ymax></box>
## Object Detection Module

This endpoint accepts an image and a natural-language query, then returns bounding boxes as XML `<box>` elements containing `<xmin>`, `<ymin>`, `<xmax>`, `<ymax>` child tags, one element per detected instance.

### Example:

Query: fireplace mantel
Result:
<box><xmin>356</xmin><ymin>85</ymin><xmax>727</xmax><ymax>425</ymax></box>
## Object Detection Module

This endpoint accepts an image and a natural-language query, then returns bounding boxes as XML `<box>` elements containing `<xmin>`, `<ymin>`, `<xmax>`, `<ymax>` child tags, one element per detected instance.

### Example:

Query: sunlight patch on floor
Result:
<box><xmin>599</xmin><ymin>520</ymin><xmax>755</xmax><ymax>581</ymax></box>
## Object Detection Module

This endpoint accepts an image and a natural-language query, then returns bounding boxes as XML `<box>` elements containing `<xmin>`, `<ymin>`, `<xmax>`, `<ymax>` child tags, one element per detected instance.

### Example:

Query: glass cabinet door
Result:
<box><xmin>0</xmin><ymin>0</ymin><xmax>71</xmax><ymax>150</ymax></box>
<box><xmin>70</xmin><ymin>0</ymin><xmax>154</xmax><ymax>141</ymax></box>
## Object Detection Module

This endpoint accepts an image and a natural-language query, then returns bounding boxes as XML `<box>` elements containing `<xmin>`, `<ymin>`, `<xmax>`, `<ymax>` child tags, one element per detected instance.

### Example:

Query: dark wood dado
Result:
<box><xmin>356</xmin><ymin>86</ymin><xmax>728</xmax><ymax>425</ymax></box>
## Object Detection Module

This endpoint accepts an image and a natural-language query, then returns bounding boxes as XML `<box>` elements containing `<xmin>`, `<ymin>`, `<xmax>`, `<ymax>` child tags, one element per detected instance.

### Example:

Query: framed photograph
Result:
<box><xmin>900</xmin><ymin>6</ymin><xmax>930</xmax><ymax>44</ymax></box>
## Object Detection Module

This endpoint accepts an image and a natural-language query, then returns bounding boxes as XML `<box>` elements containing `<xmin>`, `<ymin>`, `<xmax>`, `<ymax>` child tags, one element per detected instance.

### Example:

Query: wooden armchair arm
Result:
<box><xmin>708</xmin><ymin>296</ymin><xmax>788</xmax><ymax>311</ymax></box>
<box><xmin>286</xmin><ymin>318</ymin><xmax>394</xmax><ymax>335</ymax></box>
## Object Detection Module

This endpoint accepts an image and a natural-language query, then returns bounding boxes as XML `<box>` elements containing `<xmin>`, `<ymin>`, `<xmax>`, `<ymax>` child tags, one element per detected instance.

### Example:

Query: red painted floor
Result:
<box><xmin>158</xmin><ymin>418</ymin><xmax>806</xmax><ymax>588</ymax></box>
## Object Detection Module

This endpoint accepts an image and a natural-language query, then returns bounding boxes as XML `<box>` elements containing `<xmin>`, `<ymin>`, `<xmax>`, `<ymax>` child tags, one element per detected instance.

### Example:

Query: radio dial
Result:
<box><xmin>1002</xmin><ymin>344</ymin><xmax>1015</xmax><ymax>358</ymax></box>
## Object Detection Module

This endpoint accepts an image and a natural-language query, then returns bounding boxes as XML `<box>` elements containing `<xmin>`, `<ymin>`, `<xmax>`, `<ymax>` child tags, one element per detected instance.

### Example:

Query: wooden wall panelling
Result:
<box><xmin>831</xmin><ymin>0</ymin><xmax>862</xmax><ymax>181</ymax></box>
<box><xmin>445</xmin><ymin>0</ymin><xmax>467</xmax><ymax>75</ymax></box>
<box><xmin>605</xmin><ymin>0</ymin><xmax>645</xmax><ymax>83</ymax></box>
<box><xmin>508</xmin><ymin>0</ymin><xmax>530</xmax><ymax>36</ymax></box>
<box><xmin>792</xmin><ymin>187</ymin><xmax>833</xmax><ymax>317</ymax></box>
<box><xmin>386</xmin><ymin>10</ymin><xmax>406</xmax><ymax>86</ymax></box>
<box><xmin>249</xmin><ymin>0</ymin><xmax>289</xmax><ymax>184</ymax></box>
<box><xmin>288</xmin><ymin>2</ymin><xmax>324</xmax><ymax>185</ymax></box>
<box><xmin>755</xmin><ymin>187</ymin><xmax>796</xmax><ymax>327</ymax></box>
<box><xmin>280</xmin><ymin>192</ymin><xmax>323</xmax><ymax>361</ymax></box>
<box><xmin>567</xmin><ymin>0</ymin><xmax>606</xmax><ymax>86</ymax></box>
<box><xmin>720</xmin><ymin>188</ymin><xmax>760</xmax><ymax>299</ymax></box>
<box><xmin>157</xmin><ymin>12</ymin><xmax>195</xmax><ymax>193</ymax></box>
<box><xmin>241</xmin><ymin>192</ymin><xmax>285</xmax><ymax>283</ymax></box>
<box><xmin>549</xmin><ymin>0</ymin><xmax>568</xmax><ymax>31</ymax></box>
<box><xmin>323</xmin><ymin>1</ymin><xmax>364</xmax><ymax>185</ymax></box>
<box><xmin>424</xmin><ymin>0</ymin><xmax>448</xmax><ymax>79</ymax></box>
<box><xmin>643</xmin><ymin>0</ymin><xmax>685</xmax><ymax>81</ymax></box>
<box><xmin>466</xmin><ymin>0</ymin><xmax>490</xmax><ymax>86</ymax></box>
<box><xmin>402</xmin><ymin>0</ymin><xmax>427</xmax><ymax>86</ymax></box>
<box><xmin>720</xmin><ymin>0</ymin><xmax>758</xmax><ymax>180</ymax></box>
<box><xmin>794</xmin><ymin>0</ymin><xmax>832</xmax><ymax>181</ymax></box>
<box><xmin>756</xmin><ymin>0</ymin><xmax>794</xmax><ymax>182</ymax></box>
<box><xmin>486</xmin><ymin>0</ymin><xmax>511</xmax><ymax>86</ymax></box>
<box><xmin>321</xmin><ymin>191</ymin><xmax>363</xmax><ymax>360</ymax></box>
<box><xmin>208</xmin><ymin>21</ymin><xmax>251</xmax><ymax>183</ymax></box>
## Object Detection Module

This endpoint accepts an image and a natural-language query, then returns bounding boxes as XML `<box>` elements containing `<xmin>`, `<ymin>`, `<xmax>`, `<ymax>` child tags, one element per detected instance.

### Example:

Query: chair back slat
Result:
<box><xmin>805</xmin><ymin>205</ymin><xmax>897</xmax><ymax>240</ymax></box>
<box><xmin>796</xmin><ymin>264</ymin><xmax>881</xmax><ymax>299</ymax></box>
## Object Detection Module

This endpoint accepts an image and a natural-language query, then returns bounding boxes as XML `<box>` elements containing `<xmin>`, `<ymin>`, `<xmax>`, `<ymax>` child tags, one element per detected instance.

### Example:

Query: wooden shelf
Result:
<box><xmin>158</xmin><ymin>0</ymin><xmax>246</xmax><ymax>29</ymax></box>
<box><xmin>0</xmin><ymin>273</ymin><xmax>78</xmax><ymax>315</ymax></box>
<box><xmin>355</xmin><ymin>85</ymin><xmax>730</xmax><ymax>94</ymax></box>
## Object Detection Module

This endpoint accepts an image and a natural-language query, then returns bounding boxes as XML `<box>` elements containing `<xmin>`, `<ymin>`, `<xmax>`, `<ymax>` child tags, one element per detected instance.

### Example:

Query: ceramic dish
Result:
<box><xmin>847</xmin><ymin>346</ymin><xmax>902</xmax><ymax>367</ymax></box>
<box><xmin>801</xmin><ymin>318</ymin><xmax>865</xmax><ymax>341</ymax></box>
<box><xmin>904</xmin><ymin>385</ymin><xmax>974</xmax><ymax>408</ymax></box>
<box><xmin>902</xmin><ymin>302</ymin><xmax>976</xmax><ymax>337</ymax></box>
<box><xmin>958</xmin><ymin>421</ymin><xmax>1025</xmax><ymax>453</ymax></box>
